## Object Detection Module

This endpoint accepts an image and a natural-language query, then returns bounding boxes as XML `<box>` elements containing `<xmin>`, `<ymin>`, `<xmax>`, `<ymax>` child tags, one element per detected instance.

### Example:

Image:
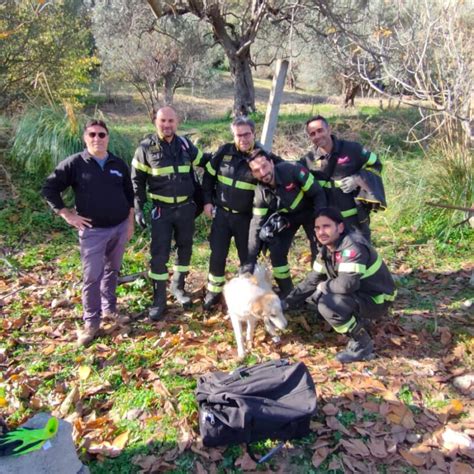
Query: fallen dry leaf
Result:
<box><xmin>322</xmin><ymin>403</ymin><xmax>339</xmax><ymax>416</ymax></box>
<box><xmin>368</xmin><ymin>438</ymin><xmax>388</xmax><ymax>458</ymax></box>
<box><xmin>312</xmin><ymin>447</ymin><xmax>329</xmax><ymax>468</ymax></box>
<box><xmin>341</xmin><ymin>438</ymin><xmax>370</xmax><ymax>457</ymax></box>
<box><xmin>235</xmin><ymin>452</ymin><xmax>257</xmax><ymax>470</ymax></box>
<box><xmin>112</xmin><ymin>430</ymin><xmax>129</xmax><ymax>449</ymax></box>
<box><xmin>78</xmin><ymin>365</ymin><xmax>91</xmax><ymax>380</ymax></box>
<box><xmin>399</xmin><ymin>449</ymin><xmax>426</xmax><ymax>467</ymax></box>
<box><xmin>450</xmin><ymin>461</ymin><xmax>474</xmax><ymax>474</ymax></box>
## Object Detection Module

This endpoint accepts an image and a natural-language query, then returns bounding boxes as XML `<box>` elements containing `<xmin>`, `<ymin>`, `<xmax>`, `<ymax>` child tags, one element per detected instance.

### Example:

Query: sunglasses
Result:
<box><xmin>87</xmin><ymin>132</ymin><xmax>108</xmax><ymax>139</ymax></box>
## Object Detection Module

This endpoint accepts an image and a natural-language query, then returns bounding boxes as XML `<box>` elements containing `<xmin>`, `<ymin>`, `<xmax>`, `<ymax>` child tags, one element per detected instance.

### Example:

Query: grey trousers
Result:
<box><xmin>79</xmin><ymin>218</ymin><xmax>128</xmax><ymax>327</ymax></box>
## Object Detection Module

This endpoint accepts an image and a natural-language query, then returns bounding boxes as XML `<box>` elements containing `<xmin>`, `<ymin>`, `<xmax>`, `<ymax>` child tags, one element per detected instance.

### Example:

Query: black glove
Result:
<box><xmin>135</xmin><ymin>209</ymin><xmax>147</xmax><ymax>229</ymax></box>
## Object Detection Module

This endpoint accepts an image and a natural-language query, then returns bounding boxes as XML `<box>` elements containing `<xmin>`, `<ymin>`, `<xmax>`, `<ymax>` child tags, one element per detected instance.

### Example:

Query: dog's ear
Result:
<box><xmin>250</xmin><ymin>296</ymin><xmax>266</xmax><ymax>317</ymax></box>
<box><xmin>251</xmin><ymin>293</ymin><xmax>278</xmax><ymax>317</ymax></box>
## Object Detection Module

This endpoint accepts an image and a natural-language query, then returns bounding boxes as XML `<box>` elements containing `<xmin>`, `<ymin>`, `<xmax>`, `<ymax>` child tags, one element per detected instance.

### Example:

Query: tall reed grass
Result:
<box><xmin>9</xmin><ymin>107</ymin><xmax>134</xmax><ymax>178</ymax></box>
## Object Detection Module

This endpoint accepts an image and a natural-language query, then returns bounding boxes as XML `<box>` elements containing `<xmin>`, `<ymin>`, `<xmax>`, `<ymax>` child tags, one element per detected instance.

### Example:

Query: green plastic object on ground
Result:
<box><xmin>0</xmin><ymin>417</ymin><xmax>59</xmax><ymax>457</ymax></box>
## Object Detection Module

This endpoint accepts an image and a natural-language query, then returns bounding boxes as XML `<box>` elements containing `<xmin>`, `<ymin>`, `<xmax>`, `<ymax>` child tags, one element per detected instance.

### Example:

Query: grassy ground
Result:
<box><xmin>0</xmin><ymin>81</ymin><xmax>473</xmax><ymax>473</ymax></box>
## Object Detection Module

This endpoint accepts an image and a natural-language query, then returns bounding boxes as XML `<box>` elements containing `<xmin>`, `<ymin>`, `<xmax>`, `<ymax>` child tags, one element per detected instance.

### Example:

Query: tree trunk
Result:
<box><xmin>163</xmin><ymin>74</ymin><xmax>175</xmax><ymax>105</ymax></box>
<box><xmin>229</xmin><ymin>52</ymin><xmax>256</xmax><ymax>116</ymax></box>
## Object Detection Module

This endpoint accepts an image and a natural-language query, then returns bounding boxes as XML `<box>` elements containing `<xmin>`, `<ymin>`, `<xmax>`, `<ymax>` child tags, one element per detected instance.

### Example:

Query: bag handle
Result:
<box><xmin>223</xmin><ymin>359</ymin><xmax>289</xmax><ymax>385</ymax></box>
<box><xmin>246</xmin><ymin>441</ymin><xmax>285</xmax><ymax>464</ymax></box>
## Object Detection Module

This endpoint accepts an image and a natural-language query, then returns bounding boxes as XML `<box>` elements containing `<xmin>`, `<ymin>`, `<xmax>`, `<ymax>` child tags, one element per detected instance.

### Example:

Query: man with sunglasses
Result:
<box><xmin>301</xmin><ymin>115</ymin><xmax>386</xmax><ymax>242</ymax></box>
<box><xmin>201</xmin><ymin>117</ymin><xmax>281</xmax><ymax>310</ymax></box>
<box><xmin>42</xmin><ymin>120</ymin><xmax>135</xmax><ymax>346</ymax></box>
<box><xmin>132</xmin><ymin>106</ymin><xmax>208</xmax><ymax>321</ymax></box>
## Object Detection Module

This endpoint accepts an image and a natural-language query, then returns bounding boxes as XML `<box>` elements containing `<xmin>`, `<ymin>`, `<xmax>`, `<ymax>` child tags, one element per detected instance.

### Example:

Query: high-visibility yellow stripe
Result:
<box><xmin>273</xmin><ymin>265</ymin><xmax>290</xmax><ymax>279</ymax></box>
<box><xmin>333</xmin><ymin>316</ymin><xmax>357</xmax><ymax>334</ymax></box>
<box><xmin>253</xmin><ymin>207</ymin><xmax>268</xmax><ymax>216</ymax></box>
<box><xmin>206</xmin><ymin>161</ymin><xmax>217</xmax><ymax>176</ymax></box>
<box><xmin>131</xmin><ymin>160</ymin><xmax>190</xmax><ymax>177</ymax></box>
<box><xmin>361</xmin><ymin>255</ymin><xmax>382</xmax><ymax>279</ymax></box>
<box><xmin>217</xmin><ymin>174</ymin><xmax>256</xmax><ymax>191</ymax></box>
<box><xmin>338</xmin><ymin>262</ymin><xmax>366</xmax><ymax>274</ymax></box>
<box><xmin>301</xmin><ymin>173</ymin><xmax>315</xmax><ymax>191</ymax></box>
<box><xmin>192</xmin><ymin>149</ymin><xmax>203</xmax><ymax>166</ymax></box>
<box><xmin>173</xmin><ymin>265</ymin><xmax>189</xmax><ymax>273</ymax></box>
<box><xmin>132</xmin><ymin>159</ymin><xmax>152</xmax><ymax>174</ymax></box>
<box><xmin>289</xmin><ymin>190</ymin><xmax>304</xmax><ymax>210</ymax></box>
<box><xmin>147</xmin><ymin>193</ymin><xmax>188</xmax><ymax>204</ymax></box>
<box><xmin>149</xmin><ymin>271</ymin><xmax>168</xmax><ymax>281</ymax></box>
<box><xmin>313</xmin><ymin>261</ymin><xmax>327</xmax><ymax>273</ymax></box>
<box><xmin>318</xmin><ymin>180</ymin><xmax>332</xmax><ymax>188</ymax></box>
<box><xmin>208</xmin><ymin>274</ymin><xmax>226</xmax><ymax>283</ymax></box>
<box><xmin>207</xmin><ymin>283</ymin><xmax>223</xmax><ymax>293</ymax></box>
<box><xmin>371</xmin><ymin>290</ymin><xmax>397</xmax><ymax>304</ymax></box>
<box><xmin>235</xmin><ymin>180</ymin><xmax>256</xmax><ymax>191</ymax></box>
<box><xmin>341</xmin><ymin>208</ymin><xmax>358</xmax><ymax>217</ymax></box>
<box><xmin>364</xmin><ymin>152</ymin><xmax>378</xmax><ymax>167</ymax></box>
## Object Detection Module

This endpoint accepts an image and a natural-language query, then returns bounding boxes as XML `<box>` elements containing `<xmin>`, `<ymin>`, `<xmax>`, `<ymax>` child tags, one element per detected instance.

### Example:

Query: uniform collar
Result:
<box><xmin>314</xmin><ymin>134</ymin><xmax>340</xmax><ymax>158</ymax></box>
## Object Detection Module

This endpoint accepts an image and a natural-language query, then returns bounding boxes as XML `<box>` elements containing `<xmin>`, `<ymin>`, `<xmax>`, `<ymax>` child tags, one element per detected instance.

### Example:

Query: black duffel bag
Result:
<box><xmin>196</xmin><ymin>359</ymin><xmax>317</xmax><ymax>447</ymax></box>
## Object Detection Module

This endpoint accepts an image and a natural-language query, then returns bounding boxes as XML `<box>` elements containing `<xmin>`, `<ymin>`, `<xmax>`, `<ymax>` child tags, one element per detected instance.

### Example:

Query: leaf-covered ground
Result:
<box><xmin>1</xmin><ymin>226</ymin><xmax>473</xmax><ymax>473</ymax></box>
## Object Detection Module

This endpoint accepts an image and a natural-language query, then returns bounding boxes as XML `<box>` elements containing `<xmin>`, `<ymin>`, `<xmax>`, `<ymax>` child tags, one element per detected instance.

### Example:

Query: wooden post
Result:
<box><xmin>260</xmin><ymin>59</ymin><xmax>288</xmax><ymax>150</ymax></box>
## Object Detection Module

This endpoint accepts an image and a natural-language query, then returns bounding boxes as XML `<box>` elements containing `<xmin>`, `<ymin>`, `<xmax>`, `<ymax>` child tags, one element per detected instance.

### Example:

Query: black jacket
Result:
<box><xmin>286</xmin><ymin>231</ymin><xmax>396</xmax><ymax>307</ymax></box>
<box><xmin>42</xmin><ymin>150</ymin><xmax>133</xmax><ymax>228</ymax></box>
<box><xmin>248</xmin><ymin>161</ymin><xmax>326</xmax><ymax>261</ymax></box>
<box><xmin>300</xmin><ymin>136</ymin><xmax>386</xmax><ymax>224</ymax></box>
<box><xmin>131</xmin><ymin>134</ymin><xmax>205</xmax><ymax>209</ymax></box>
<box><xmin>202</xmin><ymin>143</ymin><xmax>281</xmax><ymax>214</ymax></box>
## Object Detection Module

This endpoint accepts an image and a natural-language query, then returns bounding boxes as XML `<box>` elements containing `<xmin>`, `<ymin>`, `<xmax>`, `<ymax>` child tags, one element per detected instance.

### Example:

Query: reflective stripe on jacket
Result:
<box><xmin>131</xmin><ymin>134</ymin><xmax>203</xmax><ymax>209</ymax></box>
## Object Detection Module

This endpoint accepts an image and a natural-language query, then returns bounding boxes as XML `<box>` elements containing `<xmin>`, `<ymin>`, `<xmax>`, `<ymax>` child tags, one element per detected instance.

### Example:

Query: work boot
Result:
<box><xmin>275</xmin><ymin>277</ymin><xmax>294</xmax><ymax>299</ymax></box>
<box><xmin>76</xmin><ymin>322</ymin><xmax>100</xmax><ymax>347</ymax></box>
<box><xmin>203</xmin><ymin>291</ymin><xmax>222</xmax><ymax>311</ymax></box>
<box><xmin>102</xmin><ymin>310</ymin><xmax>131</xmax><ymax>325</ymax></box>
<box><xmin>149</xmin><ymin>280</ymin><xmax>167</xmax><ymax>321</ymax></box>
<box><xmin>336</xmin><ymin>321</ymin><xmax>375</xmax><ymax>363</ymax></box>
<box><xmin>170</xmin><ymin>273</ymin><xmax>191</xmax><ymax>307</ymax></box>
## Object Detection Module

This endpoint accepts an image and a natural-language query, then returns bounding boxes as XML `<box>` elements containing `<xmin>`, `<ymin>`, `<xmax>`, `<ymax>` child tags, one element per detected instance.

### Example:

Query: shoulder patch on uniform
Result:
<box><xmin>299</xmin><ymin>169</ymin><xmax>307</xmax><ymax>179</ymax></box>
<box><xmin>342</xmin><ymin>249</ymin><xmax>357</xmax><ymax>258</ymax></box>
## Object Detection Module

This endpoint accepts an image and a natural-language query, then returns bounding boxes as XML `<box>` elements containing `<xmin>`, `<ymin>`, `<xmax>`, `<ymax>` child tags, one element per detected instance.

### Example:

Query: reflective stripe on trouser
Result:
<box><xmin>150</xmin><ymin>201</ymin><xmax>195</xmax><ymax>281</ymax></box>
<box><xmin>207</xmin><ymin>273</ymin><xmax>226</xmax><ymax>293</ymax></box>
<box><xmin>317</xmin><ymin>292</ymin><xmax>391</xmax><ymax>334</ymax></box>
<box><xmin>208</xmin><ymin>207</ymin><xmax>251</xmax><ymax>289</ymax></box>
<box><xmin>79</xmin><ymin>218</ymin><xmax>129</xmax><ymax>325</ymax></box>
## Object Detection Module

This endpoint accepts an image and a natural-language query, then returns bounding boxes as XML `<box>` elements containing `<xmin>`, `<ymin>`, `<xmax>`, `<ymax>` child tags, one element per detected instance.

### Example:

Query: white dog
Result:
<box><xmin>224</xmin><ymin>264</ymin><xmax>288</xmax><ymax>358</ymax></box>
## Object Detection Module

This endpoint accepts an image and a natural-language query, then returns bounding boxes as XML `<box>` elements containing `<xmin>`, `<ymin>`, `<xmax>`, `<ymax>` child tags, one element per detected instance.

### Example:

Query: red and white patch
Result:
<box><xmin>335</xmin><ymin>252</ymin><xmax>342</xmax><ymax>262</ymax></box>
<box><xmin>337</xmin><ymin>155</ymin><xmax>351</xmax><ymax>164</ymax></box>
<box><xmin>285</xmin><ymin>182</ymin><xmax>296</xmax><ymax>191</ymax></box>
<box><xmin>342</xmin><ymin>249</ymin><xmax>357</xmax><ymax>258</ymax></box>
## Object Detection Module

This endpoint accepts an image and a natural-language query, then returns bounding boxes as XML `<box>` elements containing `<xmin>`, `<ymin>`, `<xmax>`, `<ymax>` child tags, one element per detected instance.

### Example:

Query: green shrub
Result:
<box><xmin>383</xmin><ymin>145</ymin><xmax>473</xmax><ymax>244</ymax></box>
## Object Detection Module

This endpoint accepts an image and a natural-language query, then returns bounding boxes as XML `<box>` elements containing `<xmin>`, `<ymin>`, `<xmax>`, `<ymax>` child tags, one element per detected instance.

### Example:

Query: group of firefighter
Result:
<box><xmin>42</xmin><ymin>106</ymin><xmax>396</xmax><ymax>363</ymax></box>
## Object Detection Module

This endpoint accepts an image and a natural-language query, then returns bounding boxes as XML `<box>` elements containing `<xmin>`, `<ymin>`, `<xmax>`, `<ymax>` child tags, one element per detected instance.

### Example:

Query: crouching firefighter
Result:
<box><xmin>243</xmin><ymin>149</ymin><xmax>327</xmax><ymax>298</ymax></box>
<box><xmin>132</xmin><ymin>106</ymin><xmax>208</xmax><ymax>321</ymax></box>
<box><xmin>283</xmin><ymin>207</ymin><xmax>396</xmax><ymax>363</ymax></box>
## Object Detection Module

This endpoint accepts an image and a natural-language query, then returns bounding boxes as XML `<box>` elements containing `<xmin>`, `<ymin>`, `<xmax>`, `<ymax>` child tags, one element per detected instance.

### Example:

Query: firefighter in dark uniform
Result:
<box><xmin>284</xmin><ymin>207</ymin><xmax>396</xmax><ymax>363</ymax></box>
<box><xmin>132</xmin><ymin>106</ymin><xmax>207</xmax><ymax>321</ymax></box>
<box><xmin>301</xmin><ymin>115</ymin><xmax>386</xmax><ymax>242</ymax></box>
<box><xmin>202</xmin><ymin>117</ymin><xmax>281</xmax><ymax>310</ymax></box>
<box><xmin>243</xmin><ymin>149</ymin><xmax>327</xmax><ymax>297</ymax></box>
